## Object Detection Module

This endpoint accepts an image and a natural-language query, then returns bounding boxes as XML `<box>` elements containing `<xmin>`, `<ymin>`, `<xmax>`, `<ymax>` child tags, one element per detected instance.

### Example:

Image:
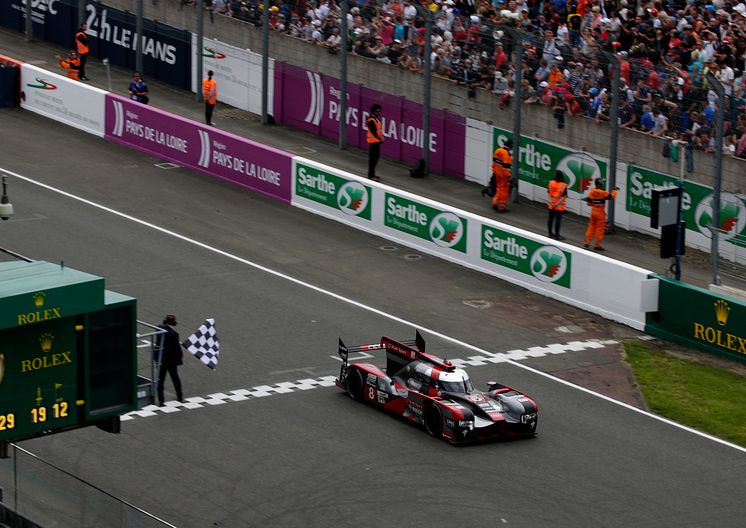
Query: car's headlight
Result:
<box><xmin>458</xmin><ymin>420</ymin><xmax>474</xmax><ymax>430</ymax></box>
<box><xmin>521</xmin><ymin>412</ymin><xmax>537</xmax><ymax>424</ymax></box>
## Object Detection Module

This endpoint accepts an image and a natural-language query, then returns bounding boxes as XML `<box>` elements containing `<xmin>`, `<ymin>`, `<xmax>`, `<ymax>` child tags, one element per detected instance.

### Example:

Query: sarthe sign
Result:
<box><xmin>646</xmin><ymin>276</ymin><xmax>746</xmax><ymax>364</ymax></box>
<box><xmin>627</xmin><ymin>165</ymin><xmax>746</xmax><ymax>249</ymax></box>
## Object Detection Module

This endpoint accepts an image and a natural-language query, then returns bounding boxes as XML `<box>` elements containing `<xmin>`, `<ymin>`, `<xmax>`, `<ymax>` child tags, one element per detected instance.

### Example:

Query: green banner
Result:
<box><xmin>295</xmin><ymin>162</ymin><xmax>372</xmax><ymax>220</ymax></box>
<box><xmin>492</xmin><ymin>127</ymin><xmax>607</xmax><ymax>194</ymax></box>
<box><xmin>384</xmin><ymin>193</ymin><xmax>467</xmax><ymax>253</ymax></box>
<box><xmin>480</xmin><ymin>225</ymin><xmax>572</xmax><ymax>288</ymax></box>
<box><xmin>646</xmin><ymin>276</ymin><xmax>746</xmax><ymax>364</ymax></box>
<box><xmin>626</xmin><ymin>165</ymin><xmax>746</xmax><ymax>247</ymax></box>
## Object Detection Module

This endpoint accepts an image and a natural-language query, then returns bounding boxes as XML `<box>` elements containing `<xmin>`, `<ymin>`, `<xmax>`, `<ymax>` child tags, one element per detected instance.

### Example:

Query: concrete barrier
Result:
<box><xmin>0</xmin><ymin>54</ymin><xmax>23</xmax><ymax>107</ymax></box>
<box><xmin>20</xmin><ymin>65</ymin><xmax>106</xmax><ymax>137</ymax></box>
<box><xmin>105</xmin><ymin>94</ymin><xmax>292</xmax><ymax>202</ymax></box>
<box><xmin>292</xmin><ymin>157</ymin><xmax>657</xmax><ymax>330</ymax></box>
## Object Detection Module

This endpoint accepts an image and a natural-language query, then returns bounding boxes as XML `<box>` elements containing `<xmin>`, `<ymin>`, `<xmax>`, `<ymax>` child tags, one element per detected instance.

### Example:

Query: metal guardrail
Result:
<box><xmin>135</xmin><ymin>320</ymin><xmax>166</xmax><ymax>410</ymax></box>
<box><xmin>715</xmin><ymin>231</ymin><xmax>746</xmax><ymax>289</ymax></box>
<box><xmin>0</xmin><ymin>444</ymin><xmax>177</xmax><ymax>527</ymax></box>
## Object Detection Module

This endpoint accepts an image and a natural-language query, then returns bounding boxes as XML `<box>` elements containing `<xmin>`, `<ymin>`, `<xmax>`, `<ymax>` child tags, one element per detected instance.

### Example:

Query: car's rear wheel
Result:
<box><xmin>346</xmin><ymin>368</ymin><xmax>364</xmax><ymax>401</ymax></box>
<box><xmin>424</xmin><ymin>405</ymin><xmax>442</xmax><ymax>438</ymax></box>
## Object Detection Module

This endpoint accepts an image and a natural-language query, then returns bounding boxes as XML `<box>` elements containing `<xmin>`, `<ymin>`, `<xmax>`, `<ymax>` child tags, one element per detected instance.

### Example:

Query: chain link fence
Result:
<box><xmin>0</xmin><ymin>444</ymin><xmax>175</xmax><ymax>527</ymax></box>
<box><xmin>203</xmin><ymin>0</ymin><xmax>745</xmax><ymax>159</ymax></box>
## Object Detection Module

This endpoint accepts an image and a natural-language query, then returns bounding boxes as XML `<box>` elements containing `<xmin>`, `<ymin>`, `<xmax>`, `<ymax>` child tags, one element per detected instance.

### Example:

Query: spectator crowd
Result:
<box><xmin>186</xmin><ymin>0</ymin><xmax>746</xmax><ymax>160</ymax></box>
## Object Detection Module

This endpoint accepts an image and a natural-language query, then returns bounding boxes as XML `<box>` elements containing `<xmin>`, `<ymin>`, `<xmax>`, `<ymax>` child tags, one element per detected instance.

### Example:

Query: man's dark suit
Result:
<box><xmin>156</xmin><ymin>324</ymin><xmax>183</xmax><ymax>405</ymax></box>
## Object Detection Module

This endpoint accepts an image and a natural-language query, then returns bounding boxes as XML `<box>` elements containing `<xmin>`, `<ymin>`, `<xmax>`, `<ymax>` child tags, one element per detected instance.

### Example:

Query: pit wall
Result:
<box><xmin>0</xmin><ymin>54</ymin><xmax>23</xmax><ymax>107</ymax></box>
<box><xmin>292</xmin><ymin>157</ymin><xmax>657</xmax><ymax>329</ymax></box>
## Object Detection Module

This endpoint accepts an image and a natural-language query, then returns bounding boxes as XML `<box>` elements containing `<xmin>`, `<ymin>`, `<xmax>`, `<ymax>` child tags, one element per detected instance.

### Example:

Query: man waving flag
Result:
<box><xmin>183</xmin><ymin>318</ymin><xmax>220</xmax><ymax>369</ymax></box>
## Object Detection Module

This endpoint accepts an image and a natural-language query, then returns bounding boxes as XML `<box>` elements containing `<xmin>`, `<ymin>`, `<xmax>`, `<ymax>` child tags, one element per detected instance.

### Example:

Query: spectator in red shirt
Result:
<box><xmin>494</xmin><ymin>42</ymin><xmax>507</xmax><ymax>71</ymax></box>
<box><xmin>646</xmin><ymin>67</ymin><xmax>660</xmax><ymax>91</ymax></box>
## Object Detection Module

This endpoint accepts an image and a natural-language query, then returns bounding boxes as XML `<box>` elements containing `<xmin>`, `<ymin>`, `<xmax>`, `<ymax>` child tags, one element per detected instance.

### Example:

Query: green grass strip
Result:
<box><xmin>625</xmin><ymin>341</ymin><xmax>746</xmax><ymax>447</ymax></box>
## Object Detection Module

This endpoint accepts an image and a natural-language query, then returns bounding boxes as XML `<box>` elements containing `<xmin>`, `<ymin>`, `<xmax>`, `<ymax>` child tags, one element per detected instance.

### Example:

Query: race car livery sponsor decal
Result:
<box><xmin>384</xmin><ymin>193</ymin><xmax>467</xmax><ymax>253</ymax></box>
<box><xmin>294</xmin><ymin>162</ymin><xmax>372</xmax><ymax>220</ymax></box>
<box><xmin>480</xmin><ymin>225</ymin><xmax>572</xmax><ymax>288</ymax></box>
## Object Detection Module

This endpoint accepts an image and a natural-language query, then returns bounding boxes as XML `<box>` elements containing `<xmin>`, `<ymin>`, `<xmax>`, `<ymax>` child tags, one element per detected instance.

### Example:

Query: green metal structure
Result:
<box><xmin>0</xmin><ymin>261</ymin><xmax>137</xmax><ymax>444</ymax></box>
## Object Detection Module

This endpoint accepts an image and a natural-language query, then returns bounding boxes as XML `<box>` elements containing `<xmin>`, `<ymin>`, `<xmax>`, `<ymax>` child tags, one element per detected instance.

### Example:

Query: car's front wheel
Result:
<box><xmin>424</xmin><ymin>405</ymin><xmax>442</xmax><ymax>438</ymax></box>
<box><xmin>524</xmin><ymin>415</ymin><xmax>538</xmax><ymax>435</ymax></box>
<box><xmin>346</xmin><ymin>368</ymin><xmax>364</xmax><ymax>401</ymax></box>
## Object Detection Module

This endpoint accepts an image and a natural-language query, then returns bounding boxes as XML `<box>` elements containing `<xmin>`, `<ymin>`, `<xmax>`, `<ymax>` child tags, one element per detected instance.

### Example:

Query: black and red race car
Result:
<box><xmin>336</xmin><ymin>331</ymin><xmax>538</xmax><ymax>443</ymax></box>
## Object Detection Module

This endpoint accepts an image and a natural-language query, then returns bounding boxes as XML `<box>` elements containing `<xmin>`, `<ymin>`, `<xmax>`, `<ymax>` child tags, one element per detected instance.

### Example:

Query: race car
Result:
<box><xmin>336</xmin><ymin>331</ymin><xmax>538</xmax><ymax>443</ymax></box>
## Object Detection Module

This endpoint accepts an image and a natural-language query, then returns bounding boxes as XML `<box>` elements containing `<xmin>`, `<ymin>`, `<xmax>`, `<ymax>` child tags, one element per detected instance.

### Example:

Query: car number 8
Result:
<box><xmin>368</xmin><ymin>387</ymin><xmax>375</xmax><ymax>399</ymax></box>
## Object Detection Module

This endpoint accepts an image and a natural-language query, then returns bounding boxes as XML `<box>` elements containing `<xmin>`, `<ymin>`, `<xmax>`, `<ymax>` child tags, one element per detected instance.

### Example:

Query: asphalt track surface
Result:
<box><xmin>1</xmin><ymin>108</ymin><xmax>745</xmax><ymax>528</ymax></box>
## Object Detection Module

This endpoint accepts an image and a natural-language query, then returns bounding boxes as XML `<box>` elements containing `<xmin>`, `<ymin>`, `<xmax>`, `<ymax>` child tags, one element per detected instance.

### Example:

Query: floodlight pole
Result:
<box><xmin>605</xmin><ymin>50</ymin><xmax>620</xmax><ymax>234</ymax></box>
<box><xmin>503</xmin><ymin>26</ymin><xmax>523</xmax><ymax>203</ymax></box>
<box><xmin>705</xmin><ymin>72</ymin><xmax>724</xmax><ymax>286</ymax></box>
<box><xmin>339</xmin><ymin>0</ymin><xmax>349</xmax><ymax>149</ymax></box>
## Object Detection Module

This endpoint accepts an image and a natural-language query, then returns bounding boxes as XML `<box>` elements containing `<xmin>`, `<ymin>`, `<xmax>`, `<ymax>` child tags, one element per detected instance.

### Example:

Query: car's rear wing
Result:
<box><xmin>338</xmin><ymin>331</ymin><xmax>426</xmax><ymax>367</ymax></box>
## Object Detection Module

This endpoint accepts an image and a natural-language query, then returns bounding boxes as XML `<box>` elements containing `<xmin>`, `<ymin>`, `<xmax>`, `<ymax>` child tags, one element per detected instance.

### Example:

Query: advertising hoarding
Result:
<box><xmin>21</xmin><ymin>64</ymin><xmax>106</xmax><ymax>136</ymax></box>
<box><xmin>275</xmin><ymin>62</ymin><xmax>466</xmax><ymax>179</ymax></box>
<box><xmin>190</xmin><ymin>35</ymin><xmax>273</xmax><ymax>116</ymax></box>
<box><xmin>105</xmin><ymin>94</ymin><xmax>292</xmax><ymax>202</ymax></box>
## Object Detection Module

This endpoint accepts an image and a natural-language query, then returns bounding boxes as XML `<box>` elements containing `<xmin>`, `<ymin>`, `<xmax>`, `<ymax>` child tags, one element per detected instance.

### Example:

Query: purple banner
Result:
<box><xmin>274</xmin><ymin>63</ymin><xmax>466</xmax><ymax>179</ymax></box>
<box><xmin>104</xmin><ymin>94</ymin><xmax>292</xmax><ymax>202</ymax></box>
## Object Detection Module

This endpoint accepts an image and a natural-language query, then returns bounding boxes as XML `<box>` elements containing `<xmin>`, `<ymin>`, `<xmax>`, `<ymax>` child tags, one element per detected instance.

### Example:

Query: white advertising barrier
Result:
<box><xmin>190</xmin><ymin>34</ymin><xmax>274</xmax><ymax>116</ymax></box>
<box><xmin>292</xmin><ymin>157</ymin><xmax>656</xmax><ymax>330</ymax></box>
<box><xmin>20</xmin><ymin>64</ymin><xmax>106</xmax><ymax>137</ymax></box>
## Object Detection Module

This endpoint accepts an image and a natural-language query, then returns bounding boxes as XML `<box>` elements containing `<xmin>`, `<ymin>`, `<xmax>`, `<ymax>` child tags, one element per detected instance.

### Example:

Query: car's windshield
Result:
<box><xmin>439</xmin><ymin>378</ymin><xmax>474</xmax><ymax>394</ymax></box>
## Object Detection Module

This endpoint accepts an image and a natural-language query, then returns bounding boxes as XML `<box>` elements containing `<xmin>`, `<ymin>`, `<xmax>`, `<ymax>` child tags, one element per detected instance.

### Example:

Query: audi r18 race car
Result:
<box><xmin>336</xmin><ymin>331</ymin><xmax>538</xmax><ymax>443</ymax></box>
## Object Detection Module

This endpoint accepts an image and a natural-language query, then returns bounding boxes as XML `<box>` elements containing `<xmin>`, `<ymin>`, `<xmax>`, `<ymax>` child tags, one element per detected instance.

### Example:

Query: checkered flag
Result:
<box><xmin>182</xmin><ymin>318</ymin><xmax>220</xmax><ymax>369</ymax></box>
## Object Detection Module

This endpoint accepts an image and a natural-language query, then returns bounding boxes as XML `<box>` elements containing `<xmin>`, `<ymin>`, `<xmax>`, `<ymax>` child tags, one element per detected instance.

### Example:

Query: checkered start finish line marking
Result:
<box><xmin>122</xmin><ymin>339</ymin><xmax>619</xmax><ymax>421</ymax></box>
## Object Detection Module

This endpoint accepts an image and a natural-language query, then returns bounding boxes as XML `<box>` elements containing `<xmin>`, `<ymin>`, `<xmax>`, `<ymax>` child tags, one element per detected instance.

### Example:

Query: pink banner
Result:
<box><xmin>274</xmin><ymin>62</ymin><xmax>466</xmax><ymax>179</ymax></box>
<box><xmin>104</xmin><ymin>94</ymin><xmax>292</xmax><ymax>202</ymax></box>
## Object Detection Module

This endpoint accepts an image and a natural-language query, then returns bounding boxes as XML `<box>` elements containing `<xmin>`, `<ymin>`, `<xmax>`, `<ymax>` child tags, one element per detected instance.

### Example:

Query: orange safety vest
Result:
<box><xmin>491</xmin><ymin>147</ymin><xmax>511</xmax><ymax>178</ymax></box>
<box><xmin>203</xmin><ymin>78</ymin><xmax>218</xmax><ymax>104</ymax></box>
<box><xmin>586</xmin><ymin>188</ymin><xmax>617</xmax><ymax>209</ymax></box>
<box><xmin>547</xmin><ymin>180</ymin><xmax>568</xmax><ymax>211</ymax></box>
<box><xmin>75</xmin><ymin>31</ymin><xmax>89</xmax><ymax>55</ymax></box>
<box><xmin>366</xmin><ymin>117</ymin><xmax>382</xmax><ymax>144</ymax></box>
<box><xmin>59</xmin><ymin>57</ymin><xmax>80</xmax><ymax>80</ymax></box>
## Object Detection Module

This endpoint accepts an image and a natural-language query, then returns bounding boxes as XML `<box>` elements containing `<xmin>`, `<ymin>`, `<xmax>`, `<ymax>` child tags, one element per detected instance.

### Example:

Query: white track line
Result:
<box><xmin>5</xmin><ymin>167</ymin><xmax>745</xmax><ymax>454</ymax></box>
